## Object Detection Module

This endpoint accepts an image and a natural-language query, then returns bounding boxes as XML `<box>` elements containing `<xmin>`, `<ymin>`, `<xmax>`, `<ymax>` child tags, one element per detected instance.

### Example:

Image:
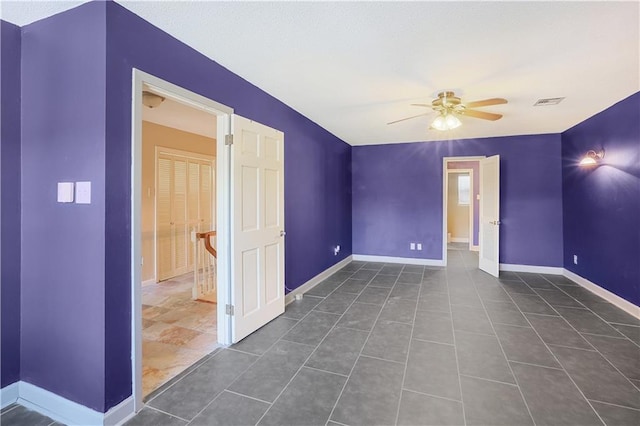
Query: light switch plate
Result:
<box><xmin>75</xmin><ymin>181</ymin><xmax>91</xmax><ymax>204</ymax></box>
<box><xmin>57</xmin><ymin>182</ymin><xmax>74</xmax><ymax>203</ymax></box>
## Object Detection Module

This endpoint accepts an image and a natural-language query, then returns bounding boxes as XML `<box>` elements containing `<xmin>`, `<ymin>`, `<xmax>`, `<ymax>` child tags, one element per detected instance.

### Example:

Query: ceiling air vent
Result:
<box><xmin>534</xmin><ymin>97</ymin><xmax>565</xmax><ymax>106</ymax></box>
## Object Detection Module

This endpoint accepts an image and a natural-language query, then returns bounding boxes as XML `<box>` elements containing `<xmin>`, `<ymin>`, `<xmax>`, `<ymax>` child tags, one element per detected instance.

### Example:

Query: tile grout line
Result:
<box><xmin>401</xmin><ymin>387</ymin><xmax>462</xmax><ymax>404</ymax></box>
<box><xmin>461</xmin><ymin>252</ymin><xmax>537</xmax><ymax>426</ymax></box>
<box><xmin>253</xmin><ymin>262</ymin><xmax>379</xmax><ymax>425</ymax></box>
<box><xmin>393</xmin><ymin>264</ymin><xmax>425</xmax><ymax>425</ymax></box>
<box><xmin>521</xmin><ymin>275</ymin><xmax>640</xmax><ymax>405</ymax></box>
<box><xmin>145</xmin><ymin>404</ymin><xmax>191</xmax><ymax>423</ymax></box>
<box><xmin>185</xmin><ymin>267</ymin><xmax>365</xmax><ymax>426</ymax></box>
<box><xmin>586</xmin><ymin>398</ymin><xmax>640</xmax><ymax>412</ymax></box>
<box><xmin>325</xmin><ymin>263</ymin><xmax>405</xmax><ymax>426</ymax></box>
<box><xmin>501</xmin><ymin>276</ymin><xmax>609</xmax><ymax>425</ymax></box>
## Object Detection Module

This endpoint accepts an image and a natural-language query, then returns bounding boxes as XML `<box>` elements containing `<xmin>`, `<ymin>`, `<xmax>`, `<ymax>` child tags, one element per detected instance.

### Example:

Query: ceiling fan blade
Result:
<box><xmin>410</xmin><ymin>103</ymin><xmax>433</xmax><ymax>108</ymax></box>
<box><xmin>464</xmin><ymin>98</ymin><xmax>508</xmax><ymax>108</ymax></box>
<box><xmin>387</xmin><ymin>112</ymin><xmax>430</xmax><ymax>125</ymax></box>
<box><xmin>460</xmin><ymin>109</ymin><xmax>503</xmax><ymax>121</ymax></box>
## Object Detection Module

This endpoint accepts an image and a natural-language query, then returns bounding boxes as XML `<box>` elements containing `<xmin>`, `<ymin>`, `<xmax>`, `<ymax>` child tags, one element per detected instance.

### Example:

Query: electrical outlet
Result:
<box><xmin>334</xmin><ymin>245</ymin><xmax>341</xmax><ymax>256</ymax></box>
<box><xmin>410</xmin><ymin>243</ymin><xmax>416</xmax><ymax>250</ymax></box>
<box><xmin>573</xmin><ymin>255</ymin><xmax>578</xmax><ymax>265</ymax></box>
<box><xmin>417</xmin><ymin>243</ymin><xmax>422</xmax><ymax>250</ymax></box>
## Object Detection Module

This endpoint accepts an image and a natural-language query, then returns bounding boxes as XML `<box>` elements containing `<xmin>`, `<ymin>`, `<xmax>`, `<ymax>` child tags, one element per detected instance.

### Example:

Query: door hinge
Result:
<box><xmin>226</xmin><ymin>304</ymin><xmax>235</xmax><ymax>316</ymax></box>
<box><xmin>225</xmin><ymin>134</ymin><xmax>234</xmax><ymax>146</ymax></box>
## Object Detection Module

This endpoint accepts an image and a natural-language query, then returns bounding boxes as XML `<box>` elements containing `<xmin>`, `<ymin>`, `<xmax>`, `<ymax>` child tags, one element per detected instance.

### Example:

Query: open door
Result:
<box><xmin>479</xmin><ymin>155</ymin><xmax>500</xmax><ymax>277</ymax></box>
<box><xmin>231</xmin><ymin>115</ymin><xmax>285</xmax><ymax>342</ymax></box>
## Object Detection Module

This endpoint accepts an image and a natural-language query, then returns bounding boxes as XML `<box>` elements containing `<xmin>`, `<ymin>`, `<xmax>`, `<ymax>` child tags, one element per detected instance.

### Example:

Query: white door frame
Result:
<box><xmin>131</xmin><ymin>69</ymin><xmax>233</xmax><ymax>412</ymax></box>
<box><xmin>441</xmin><ymin>156</ymin><xmax>484</xmax><ymax>266</ymax></box>
<box><xmin>445</xmin><ymin>168</ymin><xmax>474</xmax><ymax>245</ymax></box>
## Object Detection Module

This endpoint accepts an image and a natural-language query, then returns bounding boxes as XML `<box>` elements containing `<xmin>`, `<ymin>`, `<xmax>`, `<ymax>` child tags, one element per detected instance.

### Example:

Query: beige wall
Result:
<box><xmin>142</xmin><ymin>121</ymin><xmax>216</xmax><ymax>281</ymax></box>
<box><xmin>447</xmin><ymin>172</ymin><xmax>469</xmax><ymax>240</ymax></box>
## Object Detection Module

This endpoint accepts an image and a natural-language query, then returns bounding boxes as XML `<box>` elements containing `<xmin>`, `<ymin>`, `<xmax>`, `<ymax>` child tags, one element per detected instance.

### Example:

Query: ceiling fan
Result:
<box><xmin>388</xmin><ymin>91</ymin><xmax>507</xmax><ymax>131</ymax></box>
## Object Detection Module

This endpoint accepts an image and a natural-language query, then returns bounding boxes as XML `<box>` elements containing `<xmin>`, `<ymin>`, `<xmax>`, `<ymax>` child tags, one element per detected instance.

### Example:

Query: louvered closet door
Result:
<box><xmin>157</xmin><ymin>153</ymin><xmax>215</xmax><ymax>281</ymax></box>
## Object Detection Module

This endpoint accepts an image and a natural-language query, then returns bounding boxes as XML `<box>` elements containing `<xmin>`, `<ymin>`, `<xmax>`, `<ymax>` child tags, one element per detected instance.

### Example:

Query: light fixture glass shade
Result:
<box><xmin>432</xmin><ymin>113</ymin><xmax>461</xmax><ymax>131</ymax></box>
<box><xmin>579</xmin><ymin>150</ymin><xmax>604</xmax><ymax>166</ymax></box>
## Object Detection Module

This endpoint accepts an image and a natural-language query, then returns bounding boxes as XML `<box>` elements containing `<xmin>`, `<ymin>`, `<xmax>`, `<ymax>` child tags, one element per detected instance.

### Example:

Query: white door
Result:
<box><xmin>479</xmin><ymin>155</ymin><xmax>500</xmax><ymax>277</ymax></box>
<box><xmin>232</xmin><ymin>115</ymin><xmax>285</xmax><ymax>342</ymax></box>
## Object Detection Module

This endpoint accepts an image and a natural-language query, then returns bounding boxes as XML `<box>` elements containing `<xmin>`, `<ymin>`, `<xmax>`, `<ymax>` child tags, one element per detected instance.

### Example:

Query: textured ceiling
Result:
<box><xmin>2</xmin><ymin>1</ymin><xmax>639</xmax><ymax>146</ymax></box>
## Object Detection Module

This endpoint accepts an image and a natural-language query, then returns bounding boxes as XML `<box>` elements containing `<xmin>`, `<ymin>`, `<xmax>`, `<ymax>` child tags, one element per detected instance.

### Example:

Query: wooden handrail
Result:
<box><xmin>195</xmin><ymin>231</ymin><xmax>217</xmax><ymax>258</ymax></box>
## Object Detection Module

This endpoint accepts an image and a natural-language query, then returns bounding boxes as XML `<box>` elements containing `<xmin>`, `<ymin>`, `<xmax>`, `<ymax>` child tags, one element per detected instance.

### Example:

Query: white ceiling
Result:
<box><xmin>2</xmin><ymin>1</ymin><xmax>638</xmax><ymax>146</ymax></box>
<box><xmin>142</xmin><ymin>92</ymin><xmax>217</xmax><ymax>139</ymax></box>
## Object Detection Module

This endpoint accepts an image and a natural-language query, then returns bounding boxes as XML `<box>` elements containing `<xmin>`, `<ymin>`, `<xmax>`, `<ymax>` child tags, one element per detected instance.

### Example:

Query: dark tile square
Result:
<box><xmin>378</xmin><ymin>298</ymin><xmax>417</xmax><ymax>324</ymax></box>
<box><xmin>259</xmin><ymin>368</ymin><xmax>346</xmax><ymax>426</ymax></box>
<box><xmin>455</xmin><ymin>330</ymin><xmax>515</xmax><ymax>384</ymax></box>
<box><xmin>331</xmin><ymin>356</ymin><xmax>404</xmax><ymax>426</ymax></box>
<box><xmin>550</xmin><ymin>344</ymin><xmax>640</xmax><ymax>409</ymax></box>
<box><xmin>500</xmin><ymin>281</ymin><xmax>535</xmax><ymax>295</ymax></box>
<box><xmin>0</xmin><ymin>405</ymin><xmax>56</xmax><ymax>426</ymax></box>
<box><xmin>404</xmin><ymin>340</ymin><xmax>461</xmax><ymax>400</ymax></box>
<box><xmin>483</xmin><ymin>300</ymin><xmax>530</xmax><ymax>327</ymax></box>
<box><xmin>228</xmin><ymin>340</ymin><xmax>314</xmax><ymax>402</ymax></box>
<box><xmin>510</xmin><ymin>362</ymin><xmax>602</xmax><ymax>426</ymax></box>
<box><xmin>350</xmin><ymin>269</ymin><xmax>377</xmax><ymax>281</ymax></box>
<box><xmin>282</xmin><ymin>310</ymin><xmax>341</xmax><ymax>346</ymax></box>
<box><xmin>397</xmin><ymin>390</ymin><xmax>464</xmax><ymax>426</ymax></box>
<box><xmin>314</xmin><ymin>291</ymin><xmax>357</xmax><ymax>315</ymax></box>
<box><xmin>333</xmin><ymin>278</ymin><xmax>368</xmax><ymax>295</ymax></box>
<box><xmin>390</xmin><ymin>282</ymin><xmax>421</xmax><ymax>301</ymax></box>
<box><xmin>356</xmin><ymin>286</ymin><xmax>391</xmax><ymax>305</ymax></box>
<box><xmin>362</xmin><ymin>262</ymin><xmax>386</xmax><ymax>271</ymax></box>
<box><xmin>535</xmin><ymin>288</ymin><xmax>585</xmax><ymax>308</ymax></box>
<box><xmin>555</xmin><ymin>306</ymin><xmax>623</xmax><ymax>337</ymax></box>
<box><xmin>460</xmin><ymin>375</ymin><xmax>533</xmax><ymax>426</ymax></box>
<box><xmin>231</xmin><ymin>316</ymin><xmax>298</xmax><ymax>355</ymax></box>
<box><xmin>368</xmin><ymin>273</ymin><xmax>398</xmax><ymax>287</ymax></box>
<box><xmin>509</xmin><ymin>293</ymin><xmax>558</xmax><ymax>315</ymax></box>
<box><xmin>413</xmin><ymin>310</ymin><xmax>454</xmax><ymax>344</ymax></box>
<box><xmin>190</xmin><ymin>391</ymin><xmax>268</xmax><ymax>426</ymax></box>
<box><xmin>451</xmin><ymin>305</ymin><xmax>494</xmax><ymax>335</ymax></box>
<box><xmin>282</xmin><ymin>296</ymin><xmax>323</xmax><ymax>320</ymax></box>
<box><xmin>403</xmin><ymin>265</ymin><xmax>425</xmax><ymax>274</ymax></box>
<box><xmin>612</xmin><ymin>323</ymin><xmax>640</xmax><ymax>346</ymax></box>
<box><xmin>525</xmin><ymin>313</ymin><xmax>592</xmax><ymax>350</ymax></box>
<box><xmin>493</xmin><ymin>323</ymin><xmax>560</xmax><ymax>368</ymax></box>
<box><xmin>337</xmin><ymin>302</ymin><xmax>382</xmax><ymax>332</ymax></box>
<box><xmin>417</xmin><ymin>292</ymin><xmax>451</xmax><ymax>313</ymax></box>
<box><xmin>379</xmin><ymin>265</ymin><xmax>403</xmax><ymax>276</ymax></box>
<box><xmin>583</xmin><ymin>334</ymin><xmax>640</xmax><ymax>380</ymax></box>
<box><xmin>591</xmin><ymin>401</ymin><xmax>640</xmax><ymax>426</ymax></box>
<box><xmin>306</xmin><ymin>327</ymin><xmax>369</xmax><ymax>375</ymax></box>
<box><xmin>362</xmin><ymin>320</ymin><xmax>412</xmax><ymax>363</ymax></box>
<box><xmin>306</xmin><ymin>279</ymin><xmax>340</xmax><ymax>297</ymax></box>
<box><xmin>148</xmin><ymin>349</ymin><xmax>258</xmax><ymax>420</ymax></box>
<box><xmin>398</xmin><ymin>272</ymin><xmax>422</xmax><ymax>284</ymax></box>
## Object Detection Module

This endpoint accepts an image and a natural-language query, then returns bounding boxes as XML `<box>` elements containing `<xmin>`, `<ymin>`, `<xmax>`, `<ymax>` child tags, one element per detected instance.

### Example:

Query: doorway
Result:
<box><xmin>132</xmin><ymin>70</ymin><xmax>287</xmax><ymax>412</ymax></box>
<box><xmin>140</xmin><ymin>95</ymin><xmax>219</xmax><ymax>397</ymax></box>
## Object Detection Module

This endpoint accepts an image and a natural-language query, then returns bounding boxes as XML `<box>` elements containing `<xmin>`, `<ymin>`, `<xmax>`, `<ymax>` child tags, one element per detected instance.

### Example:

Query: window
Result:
<box><xmin>458</xmin><ymin>175</ymin><xmax>470</xmax><ymax>205</ymax></box>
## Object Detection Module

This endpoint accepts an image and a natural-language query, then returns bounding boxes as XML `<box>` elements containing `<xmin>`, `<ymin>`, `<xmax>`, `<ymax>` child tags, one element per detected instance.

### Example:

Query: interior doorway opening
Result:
<box><xmin>140</xmin><ymin>93</ymin><xmax>219</xmax><ymax>397</ymax></box>
<box><xmin>442</xmin><ymin>157</ymin><xmax>483</xmax><ymax>266</ymax></box>
<box><xmin>132</xmin><ymin>70</ymin><xmax>233</xmax><ymax>410</ymax></box>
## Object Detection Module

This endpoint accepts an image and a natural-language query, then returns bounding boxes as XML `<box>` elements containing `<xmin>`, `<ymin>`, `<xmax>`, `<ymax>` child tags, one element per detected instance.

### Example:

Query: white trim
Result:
<box><xmin>285</xmin><ymin>256</ymin><xmax>353</xmax><ymax>305</ymax></box>
<box><xmin>470</xmin><ymin>245</ymin><xmax>479</xmax><ymax>252</ymax></box>
<box><xmin>563</xmin><ymin>269</ymin><xmax>640</xmax><ymax>320</ymax></box>
<box><xmin>353</xmin><ymin>254</ymin><xmax>445</xmax><ymax>267</ymax></box>
<box><xmin>141</xmin><ymin>278</ymin><xmax>156</xmax><ymax>287</ymax></box>
<box><xmin>442</xmin><ymin>156</ymin><xmax>484</xmax><ymax>266</ymax></box>
<box><xmin>131</xmin><ymin>69</ymin><xmax>234</xmax><ymax>413</ymax></box>
<box><xmin>499</xmin><ymin>263</ymin><xmax>564</xmax><ymax>274</ymax></box>
<box><xmin>1</xmin><ymin>382</ymin><xmax>134</xmax><ymax>426</ymax></box>
<box><xmin>0</xmin><ymin>382</ymin><xmax>19</xmax><ymax>409</ymax></box>
<box><xmin>450</xmin><ymin>237</ymin><xmax>469</xmax><ymax>243</ymax></box>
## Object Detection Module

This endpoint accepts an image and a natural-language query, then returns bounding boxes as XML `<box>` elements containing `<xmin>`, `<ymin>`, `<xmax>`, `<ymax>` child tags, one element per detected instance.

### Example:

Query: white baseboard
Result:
<box><xmin>470</xmin><ymin>245</ymin><xmax>479</xmax><ymax>252</ymax></box>
<box><xmin>563</xmin><ymin>269</ymin><xmax>640</xmax><ymax>320</ymax></box>
<box><xmin>450</xmin><ymin>237</ymin><xmax>469</xmax><ymax>243</ymax></box>
<box><xmin>285</xmin><ymin>255</ymin><xmax>353</xmax><ymax>305</ymax></box>
<box><xmin>353</xmin><ymin>254</ymin><xmax>445</xmax><ymax>267</ymax></box>
<box><xmin>2</xmin><ymin>381</ymin><xmax>134</xmax><ymax>426</ymax></box>
<box><xmin>499</xmin><ymin>263</ymin><xmax>564</xmax><ymax>274</ymax></box>
<box><xmin>0</xmin><ymin>381</ymin><xmax>19</xmax><ymax>409</ymax></box>
<box><xmin>141</xmin><ymin>278</ymin><xmax>156</xmax><ymax>287</ymax></box>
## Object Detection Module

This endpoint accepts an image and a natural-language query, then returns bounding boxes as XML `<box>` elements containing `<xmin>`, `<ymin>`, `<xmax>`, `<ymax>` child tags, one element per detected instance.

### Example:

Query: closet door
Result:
<box><xmin>157</xmin><ymin>152</ymin><xmax>215</xmax><ymax>281</ymax></box>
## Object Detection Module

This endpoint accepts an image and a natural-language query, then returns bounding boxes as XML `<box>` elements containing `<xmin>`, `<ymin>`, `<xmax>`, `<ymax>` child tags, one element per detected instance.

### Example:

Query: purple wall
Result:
<box><xmin>447</xmin><ymin>161</ymin><xmax>480</xmax><ymax>246</ymax></box>
<box><xmin>352</xmin><ymin>134</ymin><xmax>564</xmax><ymax>266</ymax></box>
<box><xmin>561</xmin><ymin>92</ymin><xmax>640</xmax><ymax>305</ymax></box>
<box><xmin>1</xmin><ymin>20</ymin><xmax>22</xmax><ymax>388</ymax></box>
<box><xmin>20</xmin><ymin>2</ymin><xmax>107</xmax><ymax>411</ymax></box>
<box><xmin>101</xmin><ymin>2</ymin><xmax>351</xmax><ymax>409</ymax></box>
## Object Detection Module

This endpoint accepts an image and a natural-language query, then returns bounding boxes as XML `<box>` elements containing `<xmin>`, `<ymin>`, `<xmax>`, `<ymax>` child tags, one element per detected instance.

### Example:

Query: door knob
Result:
<box><xmin>280</xmin><ymin>230</ymin><xmax>286</xmax><ymax>237</ymax></box>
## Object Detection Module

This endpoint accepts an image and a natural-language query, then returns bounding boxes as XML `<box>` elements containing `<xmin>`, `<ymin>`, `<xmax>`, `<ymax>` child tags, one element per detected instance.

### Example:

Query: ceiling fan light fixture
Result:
<box><xmin>432</xmin><ymin>113</ymin><xmax>461</xmax><ymax>131</ymax></box>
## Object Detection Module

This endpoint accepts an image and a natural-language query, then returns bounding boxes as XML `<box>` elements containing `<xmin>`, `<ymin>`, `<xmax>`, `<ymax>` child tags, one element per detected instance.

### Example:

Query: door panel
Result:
<box><xmin>232</xmin><ymin>115</ymin><xmax>285</xmax><ymax>342</ymax></box>
<box><xmin>479</xmin><ymin>155</ymin><xmax>500</xmax><ymax>277</ymax></box>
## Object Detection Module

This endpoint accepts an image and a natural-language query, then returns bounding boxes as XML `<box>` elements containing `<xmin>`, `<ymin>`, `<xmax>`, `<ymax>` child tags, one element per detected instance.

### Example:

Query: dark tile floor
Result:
<box><xmin>3</xmin><ymin>250</ymin><xmax>639</xmax><ymax>425</ymax></box>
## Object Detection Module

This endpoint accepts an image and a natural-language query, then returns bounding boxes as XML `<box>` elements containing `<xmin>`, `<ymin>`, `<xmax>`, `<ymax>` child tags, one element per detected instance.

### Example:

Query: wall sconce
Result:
<box><xmin>142</xmin><ymin>91</ymin><xmax>165</xmax><ymax>108</ymax></box>
<box><xmin>579</xmin><ymin>150</ymin><xmax>604</xmax><ymax>166</ymax></box>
